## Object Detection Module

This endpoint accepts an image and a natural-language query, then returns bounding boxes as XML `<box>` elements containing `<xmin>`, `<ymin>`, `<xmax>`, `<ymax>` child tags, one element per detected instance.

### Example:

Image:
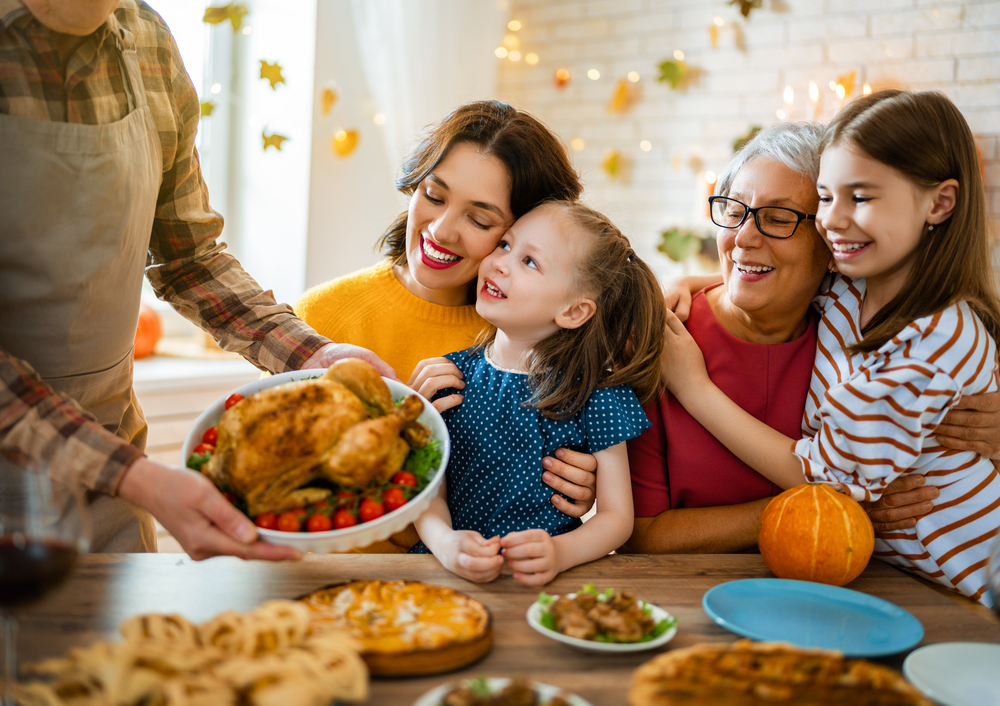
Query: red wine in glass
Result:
<box><xmin>0</xmin><ymin>536</ymin><xmax>78</xmax><ymax>609</ymax></box>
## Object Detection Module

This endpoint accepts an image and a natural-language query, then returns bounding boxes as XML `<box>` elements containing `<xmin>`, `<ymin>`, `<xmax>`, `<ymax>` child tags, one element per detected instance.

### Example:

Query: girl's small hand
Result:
<box><xmin>662</xmin><ymin>310</ymin><xmax>709</xmax><ymax>402</ymax></box>
<box><xmin>542</xmin><ymin>448</ymin><xmax>597</xmax><ymax>518</ymax></box>
<box><xmin>501</xmin><ymin>529</ymin><xmax>559</xmax><ymax>586</ymax></box>
<box><xmin>435</xmin><ymin>530</ymin><xmax>503</xmax><ymax>583</ymax></box>
<box><xmin>408</xmin><ymin>357</ymin><xmax>465</xmax><ymax>413</ymax></box>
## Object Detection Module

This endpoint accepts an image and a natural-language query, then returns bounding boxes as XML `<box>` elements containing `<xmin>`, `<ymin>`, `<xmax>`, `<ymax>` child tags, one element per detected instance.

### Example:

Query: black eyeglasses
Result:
<box><xmin>708</xmin><ymin>196</ymin><xmax>816</xmax><ymax>239</ymax></box>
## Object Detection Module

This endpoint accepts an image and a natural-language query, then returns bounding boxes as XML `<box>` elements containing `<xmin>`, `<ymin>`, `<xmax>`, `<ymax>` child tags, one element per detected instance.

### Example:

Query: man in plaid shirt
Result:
<box><xmin>0</xmin><ymin>0</ymin><xmax>392</xmax><ymax>558</ymax></box>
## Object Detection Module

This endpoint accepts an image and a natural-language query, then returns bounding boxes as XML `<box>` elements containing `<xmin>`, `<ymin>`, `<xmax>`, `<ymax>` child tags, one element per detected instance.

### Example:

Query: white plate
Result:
<box><xmin>525</xmin><ymin>593</ymin><xmax>678</xmax><ymax>653</ymax></box>
<box><xmin>411</xmin><ymin>677</ymin><xmax>593</xmax><ymax>706</ymax></box>
<box><xmin>180</xmin><ymin>370</ymin><xmax>449</xmax><ymax>554</ymax></box>
<box><xmin>902</xmin><ymin>642</ymin><xmax>1000</xmax><ymax>706</ymax></box>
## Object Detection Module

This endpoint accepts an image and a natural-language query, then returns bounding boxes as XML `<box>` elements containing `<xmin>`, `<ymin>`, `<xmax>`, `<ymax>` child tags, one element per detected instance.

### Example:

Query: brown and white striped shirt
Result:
<box><xmin>796</xmin><ymin>274</ymin><xmax>1000</xmax><ymax>606</ymax></box>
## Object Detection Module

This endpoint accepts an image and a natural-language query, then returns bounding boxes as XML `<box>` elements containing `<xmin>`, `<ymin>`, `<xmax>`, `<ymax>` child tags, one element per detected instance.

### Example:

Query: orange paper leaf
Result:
<box><xmin>607</xmin><ymin>78</ymin><xmax>633</xmax><ymax>114</ymax></box>
<box><xmin>332</xmin><ymin>130</ymin><xmax>359</xmax><ymax>157</ymax></box>
<box><xmin>320</xmin><ymin>85</ymin><xmax>338</xmax><ymax>117</ymax></box>
<box><xmin>203</xmin><ymin>4</ymin><xmax>249</xmax><ymax>33</ymax></box>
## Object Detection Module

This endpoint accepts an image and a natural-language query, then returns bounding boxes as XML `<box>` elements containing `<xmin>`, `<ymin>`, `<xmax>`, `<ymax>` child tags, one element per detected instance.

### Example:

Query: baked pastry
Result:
<box><xmin>299</xmin><ymin>580</ymin><xmax>492</xmax><ymax>677</ymax></box>
<box><xmin>628</xmin><ymin>640</ymin><xmax>933</xmax><ymax>706</ymax></box>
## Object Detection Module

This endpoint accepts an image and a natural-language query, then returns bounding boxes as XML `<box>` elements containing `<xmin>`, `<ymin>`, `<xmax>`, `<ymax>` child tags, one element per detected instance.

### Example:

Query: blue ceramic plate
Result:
<box><xmin>702</xmin><ymin>578</ymin><xmax>924</xmax><ymax>657</ymax></box>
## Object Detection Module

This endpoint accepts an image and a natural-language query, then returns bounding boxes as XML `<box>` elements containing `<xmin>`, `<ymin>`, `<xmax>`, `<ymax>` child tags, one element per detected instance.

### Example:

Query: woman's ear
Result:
<box><xmin>556</xmin><ymin>298</ymin><xmax>597</xmax><ymax>330</ymax></box>
<box><xmin>927</xmin><ymin>178</ymin><xmax>959</xmax><ymax>225</ymax></box>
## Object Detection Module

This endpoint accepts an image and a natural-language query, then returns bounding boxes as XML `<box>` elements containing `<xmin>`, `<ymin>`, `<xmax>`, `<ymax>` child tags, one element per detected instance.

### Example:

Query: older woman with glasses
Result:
<box><xmin>622</xmin><ymin>121</ymin><xmax>993</xmax><ymax>554</ymax></box>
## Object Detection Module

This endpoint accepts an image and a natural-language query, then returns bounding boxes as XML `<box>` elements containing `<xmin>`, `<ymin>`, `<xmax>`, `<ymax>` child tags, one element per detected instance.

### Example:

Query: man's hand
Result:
<box><xmin>542</xmin><ymin>448</ymin><xmax>597</xmax><ymax>518</ymax></box>
<box><xmin>117</xmin><ymin>458</ymin><xmax>301</xmax><ymax>561</ymax></box>
<box><xmin>300</xmin><ymin>342</ymin><xmax>398</xmax><ymax>381</ymax></box>
<box><xmin>859</xmin><ymin>475</ymin><xmax>939</xmax><ymax>532</ymax></box>
<box><xmin>501</xmin><ymin>529</ymin><xmax>560</xmax><ymax>586</ymax></box>
<box><xmin>935</xmin><ymin>392</ymin><xmax>1000</xmax><ymax>459</ymax></box>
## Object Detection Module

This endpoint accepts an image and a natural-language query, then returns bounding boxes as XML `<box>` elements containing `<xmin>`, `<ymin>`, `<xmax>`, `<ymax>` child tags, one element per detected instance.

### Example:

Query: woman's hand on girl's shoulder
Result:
<box><xmin>409</xmin><ymin>357</ymin><xmax>465</xmax><ymax>413</ymax></box>
<box><xmin>501</xmin><ymin>529</ymin><xmax>559</xmax><ymax>586</ymax></box>
<box><xmin>543</xmin><ymin>448</ymin><xmax>597</xmax><ymax>518</ymax></box>
<box><xmin>434</xmin><ymin>530</ymin><xmax>503</xmax><ymax>583</ymax></box>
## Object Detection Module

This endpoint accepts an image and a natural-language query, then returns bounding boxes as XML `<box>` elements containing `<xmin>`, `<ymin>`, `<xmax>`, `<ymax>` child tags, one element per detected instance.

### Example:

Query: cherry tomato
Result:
<box><xmin>383</xmin><ymin>488</ymin><xmax>407</xmax><ymax>513</ymax></box>
<box><xmin>255</xmin><ymin>512</ymin><xmax>277</xmax><ymax>530</ymax></box>
<box><xmin>289</xmin><ymin>507</ymin><xmax>308</xmax><ymax>520</ymax></box>
<box><xmin>391</xmin><ymin>471</ymin><xmax>418</xmax><ymax>488</ymax></box>
<box><xmin>225</xmin><ymin>393</ymin><xmax>245</xmax><ymax>410</ymax></box>
<box><xmin>333</xmin><ymin>509</ymin><xmax>358</xmax><ymax>529</ymax></box>
<box><xmin>311</xmin><ymin>500</ymin><xmax>331</xmax><ymax>512</ymax></box>
<box><xmin>193</xmin><ymin>442</ymin><xmax>215</xmax><ymax>455</ymax></box>
<box><xmin>359</xmin><ymin>498</ymin><xmax>385</xmax><ymax>523</ymax></box>
<box><xmin>201</xmin><ymin>426</ymin><xmax>218</xmax><ymax>445</ymax></box>
<box><xmin>306</xmin><ymin>513</ymin><xmax>334</xmax><ymax>532</ymax></box>
<box><xmin>222</xmin><ymin>491</ymin><xmax>237</xmax><ymax>505</ymax></box>
<box><xmin>276</xmin><ymin>511</ymin><xmax>302</xmax><ymax>532</ymax></box>
<box><xmin>334</xmin><ymin>490</ymin><xmax>356</xmax><ymax>506</ymax></box>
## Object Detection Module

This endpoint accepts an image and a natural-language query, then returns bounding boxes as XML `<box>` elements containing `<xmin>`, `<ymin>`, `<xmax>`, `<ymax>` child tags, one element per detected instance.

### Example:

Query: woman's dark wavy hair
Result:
<box><xmin>377</xmin><ymin>100</ymin><xmax>582</xmax><ymax>281</ymax></box>
<box><xmin>822</xmin><ymin>90</ymin><xmax>1000</xmax><ymax>353</ymax></box>
<box><xmin>477</xmin><ymin>201</ymin><xmax>665</xmax><ymax>421</ymax></box>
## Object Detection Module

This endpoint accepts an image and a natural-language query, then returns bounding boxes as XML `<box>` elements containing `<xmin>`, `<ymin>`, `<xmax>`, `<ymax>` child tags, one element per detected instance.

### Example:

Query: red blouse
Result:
<box><xmin>628</xmin><ymin>286</ymin><xmax>818</xmax><ymax>516</ymax></box>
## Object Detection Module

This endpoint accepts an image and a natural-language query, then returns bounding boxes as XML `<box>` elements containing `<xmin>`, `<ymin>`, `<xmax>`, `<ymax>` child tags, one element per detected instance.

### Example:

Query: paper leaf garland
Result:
<box><xmin>203</xmin><ymin>4</ymin><xmax>249</xmax><ymax>33</ymax></box>
<box><xmin>607</xmin><ymin>78</ymin><xmax>635</xmax><ymax>114</ymax></box>
<box><xmin>320</xmin><ymin>85</ymin><xmax>339</xmax><ymax>117</ymax></box>
<box><xmin>658</xmin><ymin>226</ymin><xmax>709</xmax><ymax>262</ymax></box>
<box><xmin>657</xmin><ymin>60</ymin><xmax>689</xmax><ymax>90</ymax></box>
<box><xmin>260</xmin><ymin>61</ymin><xmax>285</xmax><ymax>90</ymax></box>
<box><xmin>332</xmin><ymin>130</ymin><xmax>359</xmax><ymax>157</ymax></box>
<box><xmin>601</xmin><ymin>150</ymin><xmax>621</xmax><ymax>178</ymax></box>
<box><xmin>200</xmin><ymin>101</ymin><xmax>216</xmax><ymax>117</ymax></box>
<box><xmin>729</xmin><ymin>0</ymin><xmax>762</xmax><ymax>18</ymax></box>
<box><xmin>708</xmin><ymin>24</ymin><xmax>720</xmax><ymax>48</ymax></box>
<box><xmin>262</xmin><ymin>131</ymin><xmax>289</xmax><ymax>151</ymax></box>
<box><xmin>732</xmin><ymin>125</ymin><xmax>762</xmax><ymax>153</ymax></box>
<box><xmin>836</xmin><ymin>70</ymin><xmax>856</xmax><ymax>98</ymax></box>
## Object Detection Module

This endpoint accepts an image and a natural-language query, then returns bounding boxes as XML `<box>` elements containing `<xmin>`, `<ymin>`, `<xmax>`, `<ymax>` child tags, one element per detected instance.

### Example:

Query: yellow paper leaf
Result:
<box><xmin>708</xmin><ymin>24</ymin><xmax>719</xmax><ymax>48</ymax></box>
<box><xmin>200</xmin><ymin>101</ymin><xmax>216</xmax><ymax>117</ymax></box>
<box><xmin>259</xmin><ymin>60</ymin><xmax>285</xmax><ymax>90</ymax></box>
<box><xmin>607</xmin><ymin>78</ymin><xmax>632</xmax><ymax>114</ymax></box>
<box><xmin>203</xmin><ymin>4</ymin><xmax>249</xmax><ymax>33</ymax></box>
<box><xmin>320</xmin><ymin>86</ymin><xmax>338</xmax><ymax>117</ymax></box>
<box><xmin>332</xmin><ymin>130</ymin><xmax>359</xmax><ymax>157</ymax></box>
<box><xmin>601</xmin><ymin>149</ymin><xmax>620</xmax><ymax>177</ymax></box>
<box><xmin>262</xmin><ymin>131</ymin><xmax>289</xmax><ymax>151</ymax></box>
<box><xmin>836</xmin><ymin>70</ymin><xmax>856</xmax><ymax>98</ymax></box>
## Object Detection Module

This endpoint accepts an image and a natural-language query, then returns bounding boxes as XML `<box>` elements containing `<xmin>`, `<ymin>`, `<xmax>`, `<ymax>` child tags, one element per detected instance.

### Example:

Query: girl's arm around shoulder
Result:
<box><xmin>501</xmin><ymin>442</ymin><xmax>634</xmax><ymax>586</ymax></box>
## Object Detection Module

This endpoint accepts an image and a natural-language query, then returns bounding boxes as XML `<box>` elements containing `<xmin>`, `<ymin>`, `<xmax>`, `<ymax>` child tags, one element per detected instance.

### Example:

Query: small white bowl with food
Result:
<box><xmin>526</xmin><ymin>584</ymin><xmax>678</xmax><ymax>653</ymax></box>
<box><xmin>180</xmin><ymin>359</ymin><xmax>449</xmax><ymax>553</ymax></box>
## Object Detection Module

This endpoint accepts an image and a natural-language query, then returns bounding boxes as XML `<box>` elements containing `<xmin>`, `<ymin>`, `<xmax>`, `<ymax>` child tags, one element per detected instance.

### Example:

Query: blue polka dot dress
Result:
<box><xmin>410</xmin><ymin>346</ymin><xmax>651</xmax><ymax>553</ymax></box>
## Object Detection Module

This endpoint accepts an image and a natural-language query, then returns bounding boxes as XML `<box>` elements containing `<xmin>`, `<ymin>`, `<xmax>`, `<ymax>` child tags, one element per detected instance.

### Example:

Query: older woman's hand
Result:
<box><xmin>661</xmin><ymin>310</ymin><xmax>710</xmax><ymax>401</ymax></box>
<box><xmin>543</xmin><ymin>448</ymin><xmax>597</xmax><ymax>518</ymax></box>
<box><xmin>858</xmin><ymin>476</ymin><xmax>939</xmax><ymax>532</ymax></box>
<box><xmin>933</xmin><ymin>392</ymin><xmax>1000</xmax><ymax>460</ymax></box>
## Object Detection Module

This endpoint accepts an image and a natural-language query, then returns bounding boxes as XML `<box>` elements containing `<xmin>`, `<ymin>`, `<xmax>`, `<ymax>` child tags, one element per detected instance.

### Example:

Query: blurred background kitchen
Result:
<box><xmin>138</xmin><ymin>0</ymin><xmax>1000</xmax><ymax>531</ymax></box>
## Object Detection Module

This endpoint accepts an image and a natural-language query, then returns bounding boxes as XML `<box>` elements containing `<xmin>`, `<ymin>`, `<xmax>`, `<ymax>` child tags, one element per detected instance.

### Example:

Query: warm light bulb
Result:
<box><xmin>495</xmin><ymin>47</ymin><xmax>508</xmax><ymax>58</ymax></box>
<box><xmin>829</xmin><ymin>80</ymin><xmax>837</xmax><ymax>91</ymax></box>
<box><xmin>836</xmin><ymin>84</ymin><xmax>846</xmax><ymax>100</ymax></box>
<box><xmin>640</xmin><ymin>140</ymin><xmax>652</xmax><ymax>152</ymax></box>
<box><xmin>508</xmin><ymin>19</ymin><xmax>521</xmax><ymax>31</ymax></box>
<box><xmin>863</xmin><ymin>83</ymin><xmax>872</xmax><ymax>95</ymax></box>
<box><xmin>705</xmin><ymin>171</ymin><xmax>717</xmax><ymax>183</ymax></box>
<box><xmin>627</xmin><ymin>71</ymin><xmax>640</xmax><ymax>83</ymax></box>
<box><xmin>713</xmin><ymin>16</ymin><xmax>724</xmax><ymax>26</ymax></box>
<box><xmin>776</xmin><ymin>109</ymin><xmax>787</xmax><ymax>120</ymax></box>
<box><xmin>508</xmin><ymin>50</ymin><xmax>521</xmax><ymax>61</ymax></box>
<box><xmin>588</xmin><ymin>69</ymin><xmax>600</xmax><ymax>80</ymax></box>
<box><xmin>571</xmin><ymin>138</ymin><xmax>586</xmax><ymax>151</ymax></box>
<box><xmin>673</xmin><ymin>50</ymin><xmax>685</xmax><ymax>61</ymax></box>
<box><xmin>526</xmin><ymin>53</ymin><xmax>539</xmax><ymax>65</ymax></box>
<box><xmin>211</xmin><ymin>83</ymin><xmax>222</xmax><ymax>94</ymax></box>
<box><xmin>373</xmin><ymin>113</ymin><xmax>386</xmax><ymax>125</ymax></box>
<box><xmin>809</xmin><ymin>81</ymin><xmax>818</xmax><ymax>101</ymax></box>
<box><xmin>503</xmin><ymin>33</ymin><xmax>519</xmax><ymax>48</ymax></box>
<box><xmin>242</xmin><ymin>26</ymin><xmax>252</xmax><ymax>35</ymax></box>
<box><xmin>783</xmin><ymin>85</ymin><xmax>794</xmax><ymax>103</ymax></box>
<box><xmin>335</xmin><ymin>130</ymin><xmax>347</xmax><ymax>141</ymax></box>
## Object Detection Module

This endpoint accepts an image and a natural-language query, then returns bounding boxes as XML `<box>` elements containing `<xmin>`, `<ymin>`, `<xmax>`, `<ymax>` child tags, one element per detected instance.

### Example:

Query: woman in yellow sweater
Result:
<box><xmin>296</xmin><ymin>101</ymin><xmax>598</xmax><ymax>551</ymax></box>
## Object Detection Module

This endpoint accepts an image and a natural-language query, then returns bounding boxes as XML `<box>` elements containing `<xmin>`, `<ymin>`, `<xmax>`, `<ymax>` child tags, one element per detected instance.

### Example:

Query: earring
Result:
<box><xmin>927</xmin><ymin>224</ymin><xmax>934</xmax><ymax>232</ymax></box>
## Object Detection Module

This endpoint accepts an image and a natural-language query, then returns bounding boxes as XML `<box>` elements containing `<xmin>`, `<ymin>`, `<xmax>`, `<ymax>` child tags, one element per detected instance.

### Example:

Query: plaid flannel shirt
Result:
<box><xmin>0</xmin><ymin>0</ymin><xmax>328</xmax><ymax>493</ymax></box>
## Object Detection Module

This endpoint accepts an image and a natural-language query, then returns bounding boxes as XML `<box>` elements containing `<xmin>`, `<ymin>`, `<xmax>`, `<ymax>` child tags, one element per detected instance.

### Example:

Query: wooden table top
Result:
<box><xmin>11</xmin><ymin>553</ymin><xmax>1000</xmax><ymax>705</ymax></box>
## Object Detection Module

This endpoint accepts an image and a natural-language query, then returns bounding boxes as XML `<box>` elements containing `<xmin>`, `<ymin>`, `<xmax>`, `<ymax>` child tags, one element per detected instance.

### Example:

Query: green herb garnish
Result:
<box><xmin>186</xmin><ymin>451</ymin><xmax>212</xmax><ymax>471</ymax></box>
<box><xmin>402</xmin><ymin>439</ymin><xmax>442</xmax><ymax>483</ymax></box>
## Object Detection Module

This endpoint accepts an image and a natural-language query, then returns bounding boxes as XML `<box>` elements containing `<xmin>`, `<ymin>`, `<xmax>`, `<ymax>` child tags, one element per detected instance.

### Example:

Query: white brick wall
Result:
<box><xmin>496</xmin><ymin>0</ymin><xmax>1000</xmax><ymax>278</ymax></box>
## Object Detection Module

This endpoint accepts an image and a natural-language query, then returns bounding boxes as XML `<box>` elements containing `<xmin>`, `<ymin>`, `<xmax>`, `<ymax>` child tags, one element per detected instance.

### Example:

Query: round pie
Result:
<box><xmin>629</xmin><ymin>640</ymin><xmax>933</xmax><ymax>706</ymax></box>
<box><xmin>299</xmin><ymin>580</ymin><xmax>492</xmax><ymax>677</ymax></box>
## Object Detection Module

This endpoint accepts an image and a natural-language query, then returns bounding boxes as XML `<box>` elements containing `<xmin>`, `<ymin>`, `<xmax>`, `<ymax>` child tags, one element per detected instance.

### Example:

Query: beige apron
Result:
<box><xmin>0</xmin><ymin>33</ymin><xmax>160</xmax><ymax>552</ymax></box>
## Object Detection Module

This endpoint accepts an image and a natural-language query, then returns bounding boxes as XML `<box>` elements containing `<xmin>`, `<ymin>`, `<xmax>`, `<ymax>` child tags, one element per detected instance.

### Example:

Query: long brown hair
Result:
<box><xmin>478</xmin><ymin>201</ymin><xmax>665</xmax><ymax>421</ymax></box>
<box><xmin>822</xmin><ymin>90</ymin><xmax>1000</xmax><ymax>353</ymax></box>
<box><xmin>377</xmin><ymin>101</ymin><xmax>582</xmax><ymax>269</ymax></box>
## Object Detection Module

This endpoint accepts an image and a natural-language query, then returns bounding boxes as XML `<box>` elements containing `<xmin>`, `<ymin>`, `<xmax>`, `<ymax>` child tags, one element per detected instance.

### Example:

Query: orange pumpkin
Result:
<box><xmin>134</xmin><ymin>303</ymin><xmax>162</xmax><ymax>359</ymax></box>
<box><xmin>759</xmin><ymin>484</ymin><xmax>874</xmax><ymax>587</ymax></box>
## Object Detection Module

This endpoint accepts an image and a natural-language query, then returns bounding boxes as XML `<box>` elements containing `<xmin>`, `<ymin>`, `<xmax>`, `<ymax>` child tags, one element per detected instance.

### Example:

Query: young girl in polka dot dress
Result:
<box><xmin>410</xmin><ymin>200</ymin><xmax>666</xmax><ymax>585</ymax></box>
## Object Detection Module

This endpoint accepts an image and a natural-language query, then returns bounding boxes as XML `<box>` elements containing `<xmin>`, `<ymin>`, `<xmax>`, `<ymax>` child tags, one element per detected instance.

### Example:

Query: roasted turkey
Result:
<box><xmin>204</xmin><ymin>358</ymin><xmax>429</xmax><ymax>516</ymax></box>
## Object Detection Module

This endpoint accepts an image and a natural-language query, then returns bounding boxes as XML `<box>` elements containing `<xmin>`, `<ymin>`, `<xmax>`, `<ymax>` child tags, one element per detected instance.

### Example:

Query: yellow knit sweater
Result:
<box><xmin>294</xmin><ymin>261</ymin><xmax>487</xmax><ymax>383</ymax></box>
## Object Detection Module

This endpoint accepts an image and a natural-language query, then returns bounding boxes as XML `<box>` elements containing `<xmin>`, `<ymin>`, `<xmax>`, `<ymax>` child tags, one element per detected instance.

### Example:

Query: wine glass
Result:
<box><xmin>0</xmin><ymin>452</ymin><xmax>90</xmax><ymax>706</ymax></box>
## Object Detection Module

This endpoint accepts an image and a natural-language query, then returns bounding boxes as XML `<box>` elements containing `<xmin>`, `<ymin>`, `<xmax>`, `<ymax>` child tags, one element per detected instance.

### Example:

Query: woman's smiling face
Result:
<box><xmin>400</xmin><ymin>142</ymin><xmax>514</xmax><ymax>307</ymax></box>
<box><xmin>716</xmin><ymin>157</ymin><xmax>832</xmax><ymax>337</ymax></box>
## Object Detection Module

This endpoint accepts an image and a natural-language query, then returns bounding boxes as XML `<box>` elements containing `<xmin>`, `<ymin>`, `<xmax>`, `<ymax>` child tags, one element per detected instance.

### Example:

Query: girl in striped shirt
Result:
<box><xmin>664</xmin><ymin>90</ymin><xmax>1000</xmax><ymax>605</ymax></box>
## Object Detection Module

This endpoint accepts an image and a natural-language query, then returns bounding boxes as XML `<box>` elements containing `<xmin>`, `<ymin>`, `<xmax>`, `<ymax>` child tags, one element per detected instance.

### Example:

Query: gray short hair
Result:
<box><xmin>716</xmin><ymin>122</ymin><xmax>825</xmax><ymax>198</ymax></box>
